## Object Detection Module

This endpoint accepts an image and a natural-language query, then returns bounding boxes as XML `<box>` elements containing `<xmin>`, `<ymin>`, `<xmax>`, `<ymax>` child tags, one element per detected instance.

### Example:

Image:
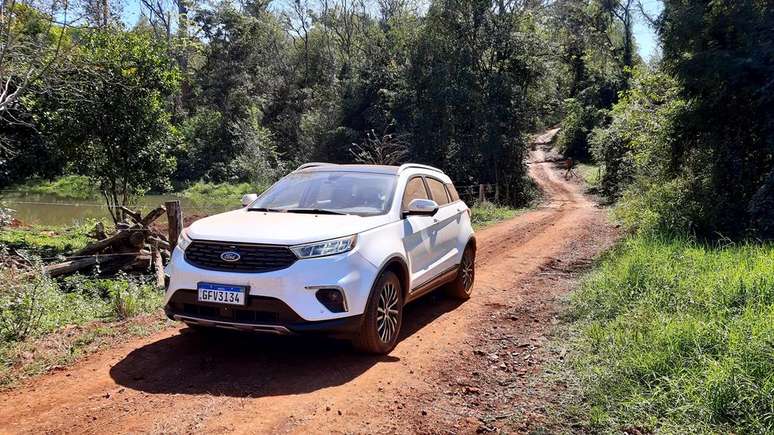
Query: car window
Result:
<box><xmin>426</xmin><ymin>178</ymin><xmax>450</xmax><ymax>205</ymax></box>
<box><xmin>445</xmin><ymin>183</ymin><xmax>460</xmax><ymax>202</ymax></box>
<box><xmin>402</xmin><ymin>177</ymin><xmax>429</xmax><ymax>209</ymax></box>
<box><xmin>251</xmin><ymin>171</ymin><xmax>397</xmax><ymax>216</ymax></box>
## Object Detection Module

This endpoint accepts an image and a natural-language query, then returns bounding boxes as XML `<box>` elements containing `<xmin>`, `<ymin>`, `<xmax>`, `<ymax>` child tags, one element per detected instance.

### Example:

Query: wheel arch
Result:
<box><xmin>377</xmin><ymin>255</ymin><xmax>410</xmax><ymax>300</ymax></box>
<box><xmin>467</xmin><ymin>235</ymin><xmax>477</xmax><ymax>253</ymax></box>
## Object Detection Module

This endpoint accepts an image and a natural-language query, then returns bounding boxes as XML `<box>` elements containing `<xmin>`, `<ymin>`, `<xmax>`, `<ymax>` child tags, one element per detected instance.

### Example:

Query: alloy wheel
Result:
<box><xmin>460</xmin><ymin>251</ymin><xmax>474</xmax><ymax>293</ymax></box>
<box><xmin>376</xmin><ymin>281</ymin><xmax>400</xmax><ymax>343</ymax></box>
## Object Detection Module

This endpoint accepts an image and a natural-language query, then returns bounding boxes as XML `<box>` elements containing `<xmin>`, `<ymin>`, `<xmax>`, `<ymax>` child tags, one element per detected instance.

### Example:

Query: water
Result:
<box><xmin>1</xmin><ymin>193</ymin><xmax>239</xmax><ymax>226</ymax></box>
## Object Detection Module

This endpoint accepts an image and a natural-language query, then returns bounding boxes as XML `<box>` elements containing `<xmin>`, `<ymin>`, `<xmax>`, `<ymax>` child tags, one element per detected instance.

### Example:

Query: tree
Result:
<box><xmin>0</xmin><ymin>0</ymin><xmax>75</xmax><ymax>134</ymax></box>
<box><xmin>45</xmin><ymin>30</ymin><xmax>180</xmax><ymax>222</ymax></box>
<box><xmin>349</xmin><ymin>130</ymin><xmax>408</xmax><ymax>165</ymax></box>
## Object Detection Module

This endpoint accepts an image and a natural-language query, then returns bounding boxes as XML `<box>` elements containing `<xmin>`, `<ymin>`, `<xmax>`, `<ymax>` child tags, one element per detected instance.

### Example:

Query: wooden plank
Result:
<box><xmin>120</xmin><ymin>207</ymin><xmax>142</xmax><ymax>224</ymax></box>
<box><xmin>71</xmin><ymin>230</ymin><xmax>132</xmax><ymax>257</ymax></box>
<box><xmin>45</xmin><ymin>257</ymin><xmax>99</xmax><ymax>278</ymax></box>
<box><xmin>140</xmin><ymin>206</ymin><xmax>166</xmax><ymax>227</ymax></box>
<box><xmin>165</xmin><ymin>200</ymin><xmax>182</xmax><ymax>250</ymax></box>
<box><xmin>149</xmin><ymin>236</ymin><xmax>171</xmax><ymax>251</ymax></box>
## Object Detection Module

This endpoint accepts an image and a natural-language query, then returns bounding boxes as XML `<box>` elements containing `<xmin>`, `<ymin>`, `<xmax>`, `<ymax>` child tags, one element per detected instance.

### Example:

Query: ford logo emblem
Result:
<box><xmin>220</xmin><ymin>251</ymin><xmax>241</xmax><ymax>262</ymax></box>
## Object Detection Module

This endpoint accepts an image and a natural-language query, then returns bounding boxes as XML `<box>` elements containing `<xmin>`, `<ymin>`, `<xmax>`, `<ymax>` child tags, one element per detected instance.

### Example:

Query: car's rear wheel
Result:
<box><xmin>353</xmin><ymin>270</ymin><xmax>403</xmax><ymax>354</ymax></box>
<box><xmin>446</xmin><ymin>245</ymin><xmax>475</xmax><ymax>300</ymax></box>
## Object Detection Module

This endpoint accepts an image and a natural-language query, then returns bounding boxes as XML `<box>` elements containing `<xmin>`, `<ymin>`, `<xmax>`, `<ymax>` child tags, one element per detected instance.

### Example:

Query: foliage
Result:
<box><xmin>0</xmin><ymin>265</ymin><xmax>59</xmax><ymax>341</ymax></box>
<box><xmin>592</xmin><ymin>2</ymin><xmax>774</xmax><ymax>237</ymax></box>
<box><xmin>42</xmin><ymin>30</ymin><xmax>180</xmax><ymax>221</ymax></box>
<box><xmin>567</xmin><ymin>235</ymin><xmax>774</xmax><ymax>433</ymax></box>
<box><xmin>228</xmin><ymin>106</ymin><xmax>287</xmax><ymax>188</ymax></box>
<box><xmin>182</xmin><ymin>181</ymin><xmax>263</xmax><ymax>207</ymax></box>
<box><xmin>17</xmin><ymin>175</ymin><xmax>99</xmax><ymax>200</ymax></box>
<box><xmin>590</xmin><ymin>68</ymin><xmax>687</xmax><ymax>200</ymax></box>
<box><xmin>350</xmin><ymin>130</ymin><xmax>409</xmax><ymax>165</ymax></box>
<box><xmin>575</xmin><ymin>163</ymin><xmax>600</xmax><ymax>187</ymax></box>
<box><xmin>0</xmin><ymin>270</ymin><xmax>164</xmax><ymax>388</ymax></box>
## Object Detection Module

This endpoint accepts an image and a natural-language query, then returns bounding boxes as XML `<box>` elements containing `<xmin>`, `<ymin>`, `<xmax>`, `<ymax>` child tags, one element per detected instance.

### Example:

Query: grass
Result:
<box><xmin>0</xmin><ymin>269</ymin><xmax>165</xmax><ymax>388</ymax></box>
<box><xmin>470</xmin><ymin>201</ymin><xmax>525</xmax><ymax>229</ymax></box>
<box><xmin>0</xmin><ymin>222</ymin><xmax>94</xmax><ymax>258</ymax></box>
<box><xmin>16</xmin><ymin>175</ymin><xmax>99</xmax><ymax>200</ymax></box>
<box><xmin>181</xmin><ymin>181</ymin><xmax>264</xmax><ymax>207</ymax></box>
<box><xmin>0</xmin><ymin>222</ymin><xmax>166</xmax><ymax>389</ymax></box>
<box><xmin>565</xmin><ymin>235</ymin><xmax>774</xmax><ymax>434</ymax></box>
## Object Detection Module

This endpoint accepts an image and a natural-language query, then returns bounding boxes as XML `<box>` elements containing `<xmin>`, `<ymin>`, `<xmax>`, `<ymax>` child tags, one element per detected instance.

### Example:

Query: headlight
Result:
<box><xmin>177</xmin><ymin>229</ymin><xmax>192</xmax><ymax>251</ymax></box>
<box><xmin>291</xmin><ymin>235</ymin><xmax>357</xmax><ymax>259</ymax></box>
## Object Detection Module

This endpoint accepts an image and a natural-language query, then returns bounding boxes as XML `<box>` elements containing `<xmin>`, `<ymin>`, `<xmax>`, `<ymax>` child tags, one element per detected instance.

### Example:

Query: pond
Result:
<box><xmin>1</xmin><ymin>193</ymin><xmax>239</xmax><ymax>226</ymax></box>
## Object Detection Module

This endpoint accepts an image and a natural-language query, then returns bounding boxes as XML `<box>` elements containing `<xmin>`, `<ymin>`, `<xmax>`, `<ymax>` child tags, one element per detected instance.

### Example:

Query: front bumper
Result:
<box><xmin>164</xmin><ymin>244</ymin><xmax>379</xmax><ymax>323</ymax></box>
<box><xmin>164</xmin><ymin>290</ymin><xmax>363</xmax><ymax>337</ymax></box>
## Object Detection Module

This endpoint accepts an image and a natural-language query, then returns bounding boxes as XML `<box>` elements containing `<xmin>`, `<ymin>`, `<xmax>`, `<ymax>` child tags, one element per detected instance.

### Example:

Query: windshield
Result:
<box><xmin>249</xmin><ymin>171</ymin><xmax>397</xmax><ymax>216</ymax></box>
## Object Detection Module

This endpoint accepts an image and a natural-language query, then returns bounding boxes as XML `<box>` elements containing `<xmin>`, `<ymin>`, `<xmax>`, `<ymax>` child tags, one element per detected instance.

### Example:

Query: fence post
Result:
<box><xmin>478</xmin><ymin>184</ymin><xmax>485</xmax><ymax>203</ymax></box>
<box><xmin>166</xmin><ymin>200</ymin><xmax>183</xmax><ymax>250</ymax></box>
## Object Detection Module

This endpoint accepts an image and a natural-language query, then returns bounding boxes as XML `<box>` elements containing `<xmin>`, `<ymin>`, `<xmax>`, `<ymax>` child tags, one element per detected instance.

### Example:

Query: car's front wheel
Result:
<box><xmin>353</xmin><ymin>270</ymin><xmax>403</xmax><ymax>354</ymax></box>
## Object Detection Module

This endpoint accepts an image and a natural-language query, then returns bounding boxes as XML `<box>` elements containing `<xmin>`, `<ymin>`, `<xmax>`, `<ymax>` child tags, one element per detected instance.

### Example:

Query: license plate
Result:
<box><xmin>197</xmin><ymin>283</ymin><xmax>247</xmax><ymax>306</ymax></box>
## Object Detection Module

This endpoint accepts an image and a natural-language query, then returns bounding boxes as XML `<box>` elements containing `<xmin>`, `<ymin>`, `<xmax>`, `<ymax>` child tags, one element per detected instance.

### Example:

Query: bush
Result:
<box><xmin>103</xmin><ymin>276</ymin><xmax>161</xmax><ymax>320</ymax></box>
<box><xmin>556</xmin><ymin>99</ymin><xmax>601</xmax><ymax>160</ymax></box>
<box><xmin>182</xmin><ymin>181</ymin><xmax>264</xmax><ymax>208</ymax></box>
<box><xmin>0</xmin><ymin>266</ymin><xmax>59</xmax><ymax>341</ymax></box>
<box><xmin>567</xmin><ymin>235</ymin><xmax>774</xmax><ymax>433</ymax></box>
<box><xmin>19</xmin><ymin>175</ymin><xmax>99</xmax><ymax>200</ymax></box>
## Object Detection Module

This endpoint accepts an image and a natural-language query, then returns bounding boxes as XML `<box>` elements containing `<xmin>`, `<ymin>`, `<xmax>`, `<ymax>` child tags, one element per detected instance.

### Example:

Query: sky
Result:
<box><xmin>633</xmin><ymin>0</ymin><xmax>664</xmax><ymax>62</ymax></box>
<box><xmin>123</xmin><ymin>0</ymin><xmax>664</xmax><ymax>61</ymax></box>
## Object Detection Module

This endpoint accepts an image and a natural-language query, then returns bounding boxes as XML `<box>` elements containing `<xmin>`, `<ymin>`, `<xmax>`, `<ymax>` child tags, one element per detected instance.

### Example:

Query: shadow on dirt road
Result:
<box><xmin>109</xmin><ymin>293</ymin><xmax>463</xmax><ymax>398</ymax></box>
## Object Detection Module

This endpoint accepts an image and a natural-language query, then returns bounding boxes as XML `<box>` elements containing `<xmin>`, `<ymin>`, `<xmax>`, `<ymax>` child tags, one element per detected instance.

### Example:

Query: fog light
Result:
<box><xmin>315</xmin><ymin>288</ymin><xmax>347</xmax><ymax>313</ymax></box>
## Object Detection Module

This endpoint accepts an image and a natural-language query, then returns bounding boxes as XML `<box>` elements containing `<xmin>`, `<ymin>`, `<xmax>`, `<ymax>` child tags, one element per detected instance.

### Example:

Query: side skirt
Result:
<box><xmin>406</xmin><ymin>265</ymin><xmax>459</xmax><ymax>304</ymax></box>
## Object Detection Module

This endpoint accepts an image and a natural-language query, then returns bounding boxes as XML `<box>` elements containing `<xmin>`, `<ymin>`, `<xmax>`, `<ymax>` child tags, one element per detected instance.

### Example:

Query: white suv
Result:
<box><xmin>164</xmin><ymin>163</ymin><xmax>476</xmax><ymax>354</ymax></box>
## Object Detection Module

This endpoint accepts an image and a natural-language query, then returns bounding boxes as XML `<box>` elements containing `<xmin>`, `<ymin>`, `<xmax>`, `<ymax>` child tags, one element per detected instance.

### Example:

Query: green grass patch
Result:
<box><xmin>566</xmin><ymin>235</ymin><xmax>774</xmax><ymax>433</ymax></box>
<box><xmin>181</xmin><ymin>181</ymin><xmax>264</xmax><ymax>207</ymax></box>
<box><xmin>16</xmin><ymin>175</ymin><xmax>99</xmax><ymax>200</ymax></box>
<box><xmin>0</xmin><ymin>222</ymin><xmax>95</xmax><ymax>258</ymax></box>
<box><xmin>470</xmin><ymin>202</ymin><xmax>524</xmax><ymax>229</ymax></box>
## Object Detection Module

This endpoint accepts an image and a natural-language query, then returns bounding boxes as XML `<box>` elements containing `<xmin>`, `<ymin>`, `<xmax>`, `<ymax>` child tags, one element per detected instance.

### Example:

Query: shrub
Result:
<box><xmin>182</xmin><ymin>181</ymin><xmax>263</xmax><ymax>208</ymax></box>
<box><xmin>19</xmin><ymin>175</ymin><xmax>99</xmax><ymax>200</ymax></box>
<box><xmin>555</xmin><ymin>98</ymin><xmax>601</xmax><ymax>161</ymax></box>
<box><xmin>0</xmin><ymin>265</ymin><xmax>59</xmax><ymax>341</ymax></box>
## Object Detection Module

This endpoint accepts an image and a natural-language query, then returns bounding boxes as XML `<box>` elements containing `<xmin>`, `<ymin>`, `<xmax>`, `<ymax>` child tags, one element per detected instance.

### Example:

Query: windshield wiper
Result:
<box><xmin>284</xmin><ymin>208</ymin><xmax>348</xmax><ymax>215</ymax></box>
<box><xmin>247</xmin><ymin>207</ymin><xmax>285</xmax><ymax>212</ymax></box>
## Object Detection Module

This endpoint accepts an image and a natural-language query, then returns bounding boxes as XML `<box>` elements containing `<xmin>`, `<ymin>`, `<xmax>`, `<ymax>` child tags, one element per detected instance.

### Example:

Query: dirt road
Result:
<box><xmin>0</xmin><ymin>146</ymin><xmax>617</xmax><ymax>434</ymax></box>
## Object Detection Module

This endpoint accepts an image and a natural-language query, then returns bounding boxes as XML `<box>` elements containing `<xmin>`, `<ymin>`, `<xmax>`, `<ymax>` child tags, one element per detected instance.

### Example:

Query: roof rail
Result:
<box><xmin>397</xmin><ymin>163</ymin><xmax>444</xmax><ymax>174</ymax></box>
<box><xmin>294</xmin><ymin>162</ymin><xmax>334</xmax><ymax>172</ymax></box>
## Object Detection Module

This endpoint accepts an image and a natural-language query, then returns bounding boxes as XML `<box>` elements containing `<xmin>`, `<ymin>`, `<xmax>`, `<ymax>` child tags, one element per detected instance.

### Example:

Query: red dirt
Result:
<box><xmin>0</xmin><ymin>146</ymin><xmax>617</xmax><ymax>434</ymax></box>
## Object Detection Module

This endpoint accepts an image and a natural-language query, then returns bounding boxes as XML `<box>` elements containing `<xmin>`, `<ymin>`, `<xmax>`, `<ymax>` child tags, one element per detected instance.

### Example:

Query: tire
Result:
<box><xmin>352</xmin><ymin>270</ymin><xmax>403</xmax><ymax>354</ymax></box>
<box><xmin>446</xmin><ymin>245</ymin><xmax>475</xmax><ymax>300</ymax></box>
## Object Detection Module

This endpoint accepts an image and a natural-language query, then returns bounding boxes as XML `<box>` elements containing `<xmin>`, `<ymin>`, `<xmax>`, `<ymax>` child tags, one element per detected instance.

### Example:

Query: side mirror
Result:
<box><xmin>404</xmin><ymin>198</ymin><xmax>439</xmax><ymax>217</ymax></box>
<box><xmin>241</xmin><ymin>193</ymin><xmax>259</xmax><ymax>207</ymax></box>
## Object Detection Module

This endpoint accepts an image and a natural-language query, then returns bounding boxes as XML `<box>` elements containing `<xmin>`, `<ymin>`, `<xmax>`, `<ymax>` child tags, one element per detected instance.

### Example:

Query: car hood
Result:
<box><xmin>186</xmin><ymin>209</ymin><xmax>391</xmax><ymax>245</ymax></box>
